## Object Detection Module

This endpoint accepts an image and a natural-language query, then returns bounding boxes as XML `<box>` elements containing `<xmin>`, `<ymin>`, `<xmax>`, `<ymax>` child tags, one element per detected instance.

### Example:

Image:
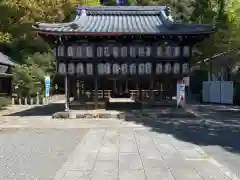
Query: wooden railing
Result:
<box><xmin>74</xmin><ymin>90</ymin><xmax>174</xmax><ymax>101</ymax></box>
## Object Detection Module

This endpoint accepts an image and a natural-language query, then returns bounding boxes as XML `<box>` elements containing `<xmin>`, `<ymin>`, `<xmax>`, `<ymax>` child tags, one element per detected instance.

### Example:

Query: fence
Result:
<box><xmin>11</xmin><ymin>95</ymin><xmax>65</xmax><ymax>105</ymax></box>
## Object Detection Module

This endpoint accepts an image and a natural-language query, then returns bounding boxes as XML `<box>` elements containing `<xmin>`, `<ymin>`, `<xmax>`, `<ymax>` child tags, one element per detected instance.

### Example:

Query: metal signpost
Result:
<box><xmin>177</xmin><ymin>80</ymin><xmax>185</xmax><ymax>108</ymax></box>
<box><xmin>45</xmin><ymin>76</ymin><xmax>50</xmax><ymax>104</ymax></box>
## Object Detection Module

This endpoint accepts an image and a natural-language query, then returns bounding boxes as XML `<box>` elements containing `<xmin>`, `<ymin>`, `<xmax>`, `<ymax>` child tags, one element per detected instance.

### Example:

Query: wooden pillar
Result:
<box><xmin>94</xmin><ymin>77</ymin><xmax>98</xmax><ymax>109</ymax></box>
<box><xmin>64</xmin><ymin>75</ymin><xmax>69</xmax><ymax>111</ymax></box>
<box><xmin>150</xmin><ymin>78</ymin><xmax>154</xmax><ymax>102</ymax></box>
<box><xmin>114</xmin><ymin>79</ymin><xmax>117</xmax><ymax>93</ymax></box>
<box><xmin>136</xmin><ymin>82</ymin><xmax>139</xmax><ymax>100</ymax></box>
<box><xmin>64</xmin><ymin>43</ymin><xmax>69</xmax><ymax>111</ymax></box>
<box><xmin>125</xmin><ymin>79</ymin><xmax>128</xmax><ymax>93</ymax></box>
<box><xmin>180</xmin><ymin>46</ymin><xmax>183</xmax><ymax>80</ymax></box>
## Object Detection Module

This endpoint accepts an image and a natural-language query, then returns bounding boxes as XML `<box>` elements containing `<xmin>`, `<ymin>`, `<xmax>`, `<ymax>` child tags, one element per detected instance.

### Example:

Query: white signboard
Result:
<box><xmin>177</xmin><ymin>82</ymin><xmax>185</xmax><ymax>107</ymax></box>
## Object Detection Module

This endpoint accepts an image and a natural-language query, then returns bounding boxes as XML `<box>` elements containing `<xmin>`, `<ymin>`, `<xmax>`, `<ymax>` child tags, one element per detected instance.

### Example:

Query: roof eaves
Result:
<box><xmin>77</xmin><ymin>5</ymin><xmax>167</xmax><ymax>12</ymax></box>
<box><xmin>34</xmin><ymin>30</ymin><xmax>215</xmax><ymax>36</ymax></box>
<box><xmin>32</xmin><ymin>9</ymin><xmax>87</xmax><ymax>31</ymax></box>
<box><xmin>0</xmin><ymin>52</ymin><xmax>16</xmax><ymax>67</ymax></box>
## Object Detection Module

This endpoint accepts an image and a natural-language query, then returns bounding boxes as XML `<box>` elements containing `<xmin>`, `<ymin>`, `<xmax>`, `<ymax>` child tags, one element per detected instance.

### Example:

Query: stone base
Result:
<box><xmin>52</xmin><ymin>110</ymin><xmax>126</xmax><ymax>119</ymax></box>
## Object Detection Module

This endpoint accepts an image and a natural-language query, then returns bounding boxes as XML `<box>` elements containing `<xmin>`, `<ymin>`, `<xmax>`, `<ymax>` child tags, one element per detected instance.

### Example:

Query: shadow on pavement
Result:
<box><xmin>124</xmin><ymin>105</ymin><xmax>240</xmax><ymax>154</ymax></box>
<box><xmin>3</xmin><ymin>103</ymin><xmax>65</xmax><ymax>117</ymax></box>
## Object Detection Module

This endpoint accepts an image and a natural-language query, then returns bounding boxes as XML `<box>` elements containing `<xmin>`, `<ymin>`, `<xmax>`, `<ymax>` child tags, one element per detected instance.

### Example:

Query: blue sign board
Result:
<box><xmin>45</xmin><ymin>76</ymin><xmax>50</xmax><ymax>97</ymax></box>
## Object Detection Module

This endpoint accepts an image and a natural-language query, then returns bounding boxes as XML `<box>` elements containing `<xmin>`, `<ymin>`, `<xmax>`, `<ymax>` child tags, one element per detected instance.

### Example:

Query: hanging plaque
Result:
<box><xmin>86</xmin><ymin>63</ymin><xmax>93</xmax><ymax>75</ymax></box>
<box><xmin>58</xmin><ymin>63</ymin><xmax>66</xmax><ymax>74</ymax></box>
<box><xmin>145</xmin><ymin>63</ymin><xmax>152</xmax><ymax>74</ymax></box>
<box><xmin>68</xmin><ymin>63</ymin><xmax>75</xmax><ymax>75</ymax></box>
<box><xmin>76</xmin><ymin>63</ymin><xmax>84</xmax><ymax>75</ymax></box>
<box><xmin>129</xmin><ymin>64</ymin><xmax>137</xmax><ymax>74</ymax></box>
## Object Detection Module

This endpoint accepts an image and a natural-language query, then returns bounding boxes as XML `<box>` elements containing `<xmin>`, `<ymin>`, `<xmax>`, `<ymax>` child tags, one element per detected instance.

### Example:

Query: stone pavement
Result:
<box><xmin>53</xmin><ymin>128</ymin><xmax>239</xmax><ymax>180</ymax></box>
<box><xmin>1</xmin><ymin>102</ymin><xmax>240</xmax><ymax>180</ymax></box>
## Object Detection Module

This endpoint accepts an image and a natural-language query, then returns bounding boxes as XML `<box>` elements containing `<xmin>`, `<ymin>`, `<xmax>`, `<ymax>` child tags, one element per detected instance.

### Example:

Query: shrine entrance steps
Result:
<box><xmin>106</xmin><ymin>97</ymin><xmax>141</xmax><ymax>110</ymax></box>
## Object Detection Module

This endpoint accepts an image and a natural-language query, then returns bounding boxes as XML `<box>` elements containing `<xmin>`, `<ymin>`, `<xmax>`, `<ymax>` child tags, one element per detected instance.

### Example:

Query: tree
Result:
<box><xmin>0</xmin><ymin>0</ymin><xmax>73</xmax><ymax>96</ymax></box>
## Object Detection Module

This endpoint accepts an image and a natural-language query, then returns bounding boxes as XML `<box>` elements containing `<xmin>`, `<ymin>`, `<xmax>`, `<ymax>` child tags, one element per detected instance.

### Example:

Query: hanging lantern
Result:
<box><xmin>58</xmin><ymin>63</ymin><xmax>66</xmax><ymax>74</ymax></box>
<box><xmin>129</xmin><ymin>64</ymin><xmax>137</xmax><ymax>74</ymax></box>
<box><xmin>156</xmin><ymin>63</ymin><xmax>163</xmax><ymax>74</ymax></box>
<box><xmin>76</xmin><ymin>63</ymin><xmax>84</xmax><ymax>75</ymax></box>
<box><xmin>68</xmin><ymin>63</ymin><xmax>75</xmax><ymax>75</ymax></box>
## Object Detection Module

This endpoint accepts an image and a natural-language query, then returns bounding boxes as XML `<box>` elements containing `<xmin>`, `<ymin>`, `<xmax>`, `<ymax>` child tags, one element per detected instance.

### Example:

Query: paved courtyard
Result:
<box><xmin>0</xmin><ymin>103</ymin><xmax>240</xmax><ymax>180</ymax></box>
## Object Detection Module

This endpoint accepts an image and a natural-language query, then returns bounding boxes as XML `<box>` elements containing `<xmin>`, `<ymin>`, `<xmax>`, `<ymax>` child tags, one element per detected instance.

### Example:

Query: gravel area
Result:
<box><xmin>0</xmin><ymin>128</ymin><xmax>88</xmax><ymax>180</ymax></box>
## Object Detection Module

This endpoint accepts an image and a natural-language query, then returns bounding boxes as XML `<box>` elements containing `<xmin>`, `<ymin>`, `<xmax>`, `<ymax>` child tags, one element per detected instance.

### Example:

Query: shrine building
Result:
<box><xmin>32</xmin><ymin>6</ymin><xmax>214</xmax><ymax>110</ymax></box>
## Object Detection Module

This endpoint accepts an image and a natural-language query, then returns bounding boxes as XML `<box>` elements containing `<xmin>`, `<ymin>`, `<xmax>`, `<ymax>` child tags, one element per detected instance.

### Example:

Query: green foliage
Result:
<box><xmin>12</xmin><ymin>52</ymin><xmax>55</xmax><ymax>96</ymax></box>
<box><xmin>0</xmin><ymin>0</ymin><xmax>71</xmax><ymax>97</ymax></box>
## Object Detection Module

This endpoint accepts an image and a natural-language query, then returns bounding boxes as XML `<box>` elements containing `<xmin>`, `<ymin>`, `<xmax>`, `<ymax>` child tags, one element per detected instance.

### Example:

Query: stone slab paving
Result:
<box><xmin>54</xmin><ymin>128</ymin><xmax>239</xmax><ymax>180</ymax></box>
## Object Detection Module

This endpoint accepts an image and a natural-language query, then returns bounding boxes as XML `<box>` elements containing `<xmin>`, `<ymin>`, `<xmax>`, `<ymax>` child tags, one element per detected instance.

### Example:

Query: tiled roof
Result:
<box><xmin>0</xmin><ymin>52</ymin><xmax>15</xmax><ymax>66</ymax></box>
<box><xmin>33</xmin><ymin>6</ymin><xmax>215</xmax><ymax>35</ymax></box>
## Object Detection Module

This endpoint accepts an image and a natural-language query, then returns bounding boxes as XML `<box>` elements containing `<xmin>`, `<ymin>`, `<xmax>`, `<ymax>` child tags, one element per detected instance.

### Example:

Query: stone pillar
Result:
<box><xmin>65</xmin><ymin>75</ymin><xmax>69</xmax><ymax>111</ymax></box>
<box><xmin>94</xmin><ymin>77</ymin><xmax>98</xmax><ymax>109</ymax></box>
